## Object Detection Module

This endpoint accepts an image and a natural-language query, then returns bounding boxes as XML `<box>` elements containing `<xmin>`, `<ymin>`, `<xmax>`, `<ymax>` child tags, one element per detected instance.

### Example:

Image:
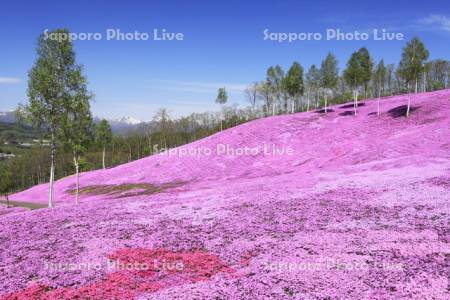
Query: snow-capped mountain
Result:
<box><xmin>107</xmin><ymin>116</ymin><xmax>145</xmax><ymax>134</ymax></box>
<box><xmin>94</xmin><ymin>116</ymin><xmax>146</xmax><ymax>134</ymax></box>
<box><xmin>0</xmin><ymin>111</ymin><xmax>16</xmax><ymax>123</ymax></box>
<box><xmin>0</xmin><ymin>110</ymin><xmax>145</xmax><ymax>134</ymax></box>
<box><xmin>111</xmin><ymin>116</ymin><xmax>143</xmax><ymax>125</ymax></box>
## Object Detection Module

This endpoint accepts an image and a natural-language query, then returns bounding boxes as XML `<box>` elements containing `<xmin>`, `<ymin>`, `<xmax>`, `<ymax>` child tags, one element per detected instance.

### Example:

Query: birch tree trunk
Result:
<box><xmin>111</xmin><ymin>142</ymin><xmax>115</xmax><ymax>166</ymax></box>
<box><xmin>48</xmin><ymin>132</ymin><xmax>56</xmax><ymax>208</ymax></box>
<box><xmin>137</xmin><ymin>140</ymin><xmax>141</xmax><ymax>159</ymax></box>
<box><xmin>377</xmin><ymin>87</ymin><xmax>381</xmax><ymax>116</ymax></box>
<box><xmin>353</xmin><ymin>89</ymin><xmax>359</xmax><ymax>116</ymax></box>
<box><xmin>129</xmin><ymin>146</ymin><xmax>132</xmax><ymax>162</ymax></box>
<box><xmin>315</xmin><ymin>90</ymin><xmax>319</xmax><ymax>108</ymax></box>
<box><xmin>422</xmin><ymin>71</ymin><xmax>426</xmax><ymax>92</ymax></box>
<box><xmin>74</xmin><ymin>156</ymin><xmax>80</xmax><ymax>205</ymax></box>
<box><xmin>406</xmin><ymin>94</ymin><xmax>411</xmax><ymax>117</ymax></box>
<box><xmin>102</xmin><ymin>145</ymin><xmax>106</xmax><ymax>170</ymax></box>
<box><xmin>306</xmin><ymin>91</ymin><xmax>310</xmax><ymax>112</ymax></box>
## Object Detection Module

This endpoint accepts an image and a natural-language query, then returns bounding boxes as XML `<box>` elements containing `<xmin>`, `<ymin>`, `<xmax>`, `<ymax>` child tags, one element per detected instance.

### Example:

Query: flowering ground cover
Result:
<box><xmin>0</xmin><ymin>204</ymin><xmax>27</xmax><ymax>217</ymax></box>
<box><xmin>1</xmin><ymin>90</ymin><xmax>449</xmax><ymax>299</ymax></box>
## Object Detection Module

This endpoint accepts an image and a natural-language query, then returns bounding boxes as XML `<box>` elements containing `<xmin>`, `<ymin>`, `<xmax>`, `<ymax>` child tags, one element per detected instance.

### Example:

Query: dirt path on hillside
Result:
<box><xmin>0</xmin><ymin>200</ymin><xmax>46</xmax><ymax>210</ymax></box>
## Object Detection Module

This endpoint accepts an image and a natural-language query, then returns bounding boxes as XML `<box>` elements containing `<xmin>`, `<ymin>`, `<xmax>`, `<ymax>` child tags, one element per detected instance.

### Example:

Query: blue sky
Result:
<box><xmin>0</xmin><ymin>0</ymin><xmax>449</xmax><ymax>120</ymax></box>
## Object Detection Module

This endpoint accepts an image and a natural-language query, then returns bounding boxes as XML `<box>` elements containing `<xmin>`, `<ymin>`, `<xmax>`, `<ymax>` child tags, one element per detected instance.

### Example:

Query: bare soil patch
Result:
<box><xmin>66</xmin><ymin>182</ymin><xmax>185</xmax><ymax>198</ymax></box>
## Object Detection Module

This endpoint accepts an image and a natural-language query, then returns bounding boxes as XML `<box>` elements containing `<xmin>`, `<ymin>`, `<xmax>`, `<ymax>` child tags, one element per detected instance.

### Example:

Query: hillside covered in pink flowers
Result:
<box><xmin>1</xmin><ymin>90</ymin><xmax>449</xmax><ymax>299</ymax></box>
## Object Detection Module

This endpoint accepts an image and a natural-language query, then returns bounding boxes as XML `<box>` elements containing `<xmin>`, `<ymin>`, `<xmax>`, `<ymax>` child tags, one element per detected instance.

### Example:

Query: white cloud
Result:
<box><xmin>0</xmin><ymin>77</ymin><xmax>21</xmax><ymax>84</ymax></box>
<box><xmin>419</xmin><ymin>15</ymin><xmax>450</xmax><ymax>33</ymax></box>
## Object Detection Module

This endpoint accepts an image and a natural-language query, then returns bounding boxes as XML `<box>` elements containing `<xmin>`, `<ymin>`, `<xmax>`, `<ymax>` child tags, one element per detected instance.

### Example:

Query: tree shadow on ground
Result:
<box><xmin>340</xmin><ymin>102</ymin><xmax>365</xmax><ymax>109</ymax></box>
<box><xmin>314</xmin><ymin>109</ymin><xmax>334</xmax><ymax>114</ymax></box>
<box><xmin>339</xmin><ymin>111</ymin><xmax>355</xmax><ymax>116</ymax></box>
<box><xmin>387</xmin><ymin>105</ymin><xmax>420</xmax><ymax>118</ymax></box>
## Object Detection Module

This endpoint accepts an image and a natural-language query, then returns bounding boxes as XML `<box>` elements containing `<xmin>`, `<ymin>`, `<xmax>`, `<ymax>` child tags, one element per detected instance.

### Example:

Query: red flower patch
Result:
<box><xmin>239</xmin><ymin>250</ymin><xmax>257</xmax><ymax>267</ymax></box>
<box><xmin>1</xmin><ymin>248</ymin><xmax>234</xmax><ymax>300</ymax></box>
<box><xmin>108</xmin><ymin>247</ymin><xmax>234</xmax><ymax>281</ymax></box>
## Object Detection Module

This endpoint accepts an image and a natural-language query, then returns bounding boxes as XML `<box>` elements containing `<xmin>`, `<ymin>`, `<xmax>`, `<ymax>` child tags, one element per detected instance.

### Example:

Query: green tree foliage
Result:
<box><xmin>266</xmin><ymin>66</ymin><xmax>284</xmax><ymax>115</ymax></box>
<box><xmin>215</xmin><ymin>87</ymin><xmax>228</xmax><ymax>105</ymax></box>
<box><xmin>344</xmin><ymin>51</ymin><xmax>362</xmax><ymax>92</ymax></box>
<box><xmin>305</xmin><ymin>64</ymin><xmax>321</xmax><ymax>110</ymax></box>
<box><xmin>373</xmin><ymin>59</ymin><xmax>387</xmax><ymax>115</ymax></box>
<box><xmin>425</xmin><ymin>59</ymin><xmax>449</xmax><ymax>91</ymax></box>
<box><xmin>284</xmin><ymin>62</ymin><xmax>304</xmax><ymax>112</ymax></box>
<box><xmin>344</xmin><ymin>47</ymin><xmax>373</xmax><ymax>115</ymax></box>
<box><xmin>244</xmin><ymin>82</ymin><xmax>259</xmax><ymax>114</ymax></box>
<box><xmin>398</xmin><ymin>37</ymin><xmax>429</xmax><ymax>116</ymax></box>
<box><xmin>95</xmin><ymin>119</ymin><xmax>112</xmax><ymax>169</ymax></box>
<box><xmin>357</xmin><ymin>47</ymin><xmax>373</xmax><ymax>97</ymax></box>
<box><xmin>22</xmin><ymin>28</ymin><xmax>85</xmax><ymax>208</ymax></box>
<box><xmin>0</xmin><ymin>166</ymin><xmax>14</xmax><ymax>207</ymax></box>
<box><xmin>374</xmin><ymin>60</ymin><xmax>387</xmax><ymax>96</ymax></box>
<box><xmin>60</xmin><ymin>73</ymin><xmax>93</xmax><ymax>204</ymax></box>
<box><xmin>320</xmin><ymin>53</ymin><xmax>339</xmax><ymax>113</ymax></box>
<box><xmin>257</xmin><ymin>81</ymin><xmax>273</xmax><ymax>116</ymax></box>
<box><xmin>152</xmin><ymin>108</ymin><xmax>172</xmax><ymax>148</ymax></box>
<box><xmin>398</xmin><ymin>37</ymin><xmax>429</xmax><ymax>93</ymax></box>
<box><xmin>215</xmin><ymin>87</ymin><xmax>228</xmax><ymax>130</ymax></box>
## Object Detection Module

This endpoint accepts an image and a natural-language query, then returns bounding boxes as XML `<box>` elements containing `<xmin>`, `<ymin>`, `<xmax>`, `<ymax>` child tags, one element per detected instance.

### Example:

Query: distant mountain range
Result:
<box><xmin>93</xmin><ymin>116</ymin><xmax>146</xmax><ymax>134</ymax></box>
<box><xmin>0</xmin><ymin>111</ymin><xmax>146</xmax><ymax>134</ymax></box>
<box><xmin>0</xmin><ymin>111</ymin><xmax>16</xmax><ymax>123</ymax></box>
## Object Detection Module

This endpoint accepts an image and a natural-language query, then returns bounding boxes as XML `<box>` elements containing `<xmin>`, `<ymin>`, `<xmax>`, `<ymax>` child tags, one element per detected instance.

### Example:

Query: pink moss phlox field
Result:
<box><xmin>1</xmin><ymin>90</ymin><xmax>449</xmax><ymax>299</ymax></box>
